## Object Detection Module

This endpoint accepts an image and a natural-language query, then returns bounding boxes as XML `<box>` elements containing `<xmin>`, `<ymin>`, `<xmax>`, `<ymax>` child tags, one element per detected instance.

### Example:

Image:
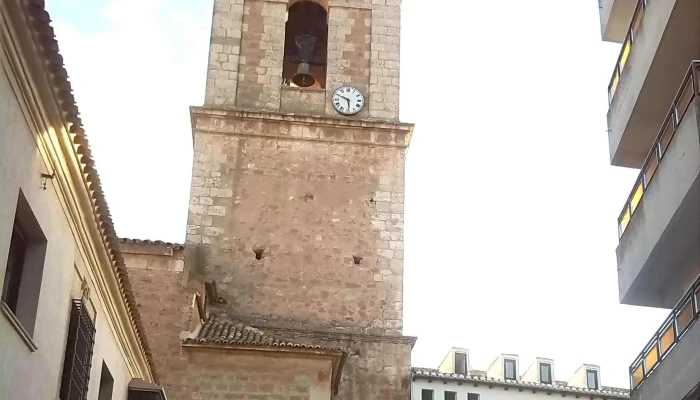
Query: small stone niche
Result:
<box><xmin>253</xmin><ymin>247</ymin><xmax>265</xmax><ymax>260</ymax></box>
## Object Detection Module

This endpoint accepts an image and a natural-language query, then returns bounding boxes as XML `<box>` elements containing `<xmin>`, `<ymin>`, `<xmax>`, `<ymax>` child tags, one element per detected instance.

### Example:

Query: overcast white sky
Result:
<box><xmin>47</xmin><ymin>0</ymin><xmax>671</xmax><ymax>389</ymax></box>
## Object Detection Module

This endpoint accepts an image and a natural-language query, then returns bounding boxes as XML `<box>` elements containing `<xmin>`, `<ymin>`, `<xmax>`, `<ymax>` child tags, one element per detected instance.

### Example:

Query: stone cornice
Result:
<box><xmin>190</xmin><ymin>105</ymin><xmax>414</xmax><ymax>148</ymax></box>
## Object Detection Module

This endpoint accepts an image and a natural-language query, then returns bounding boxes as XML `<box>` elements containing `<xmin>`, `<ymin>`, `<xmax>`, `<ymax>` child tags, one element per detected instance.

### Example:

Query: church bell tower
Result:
<box><xmin>186</xmin><ymin>0</ymin><xmax>415</xmax><ymax>397</ymax></box>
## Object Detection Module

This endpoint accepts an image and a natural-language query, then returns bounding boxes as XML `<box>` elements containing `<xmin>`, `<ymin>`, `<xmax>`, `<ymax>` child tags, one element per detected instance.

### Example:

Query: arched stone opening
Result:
<box><xmin>282</xmin><ymin>0</ymin><xmax>328</xmax><ymax>89</ymax></box>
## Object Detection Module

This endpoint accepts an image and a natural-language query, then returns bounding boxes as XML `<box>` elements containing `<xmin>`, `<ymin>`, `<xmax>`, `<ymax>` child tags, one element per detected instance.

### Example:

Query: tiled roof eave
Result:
<box><xmin>411</xmin><ymin>369</ymin><xmax>629</xmax><ymax>399</ymax></box>
<box><xmin>119</xmin><ymin>238</ymin><xmax>185</xmax><ymax>250</ymax></box>
<box><xmin>181</xmin><ymin>340</ymin><xmax>346</xmax><ymax>356</ymax></box>
<box><xmin>183</xmin><ymin>316</ymin><xmax>347</xmax><ymax>353</ymax></box>
<box><xmin>20</xmin><ymin>0</ymin><xmax>158</xmax><ymax>383</ymax></box>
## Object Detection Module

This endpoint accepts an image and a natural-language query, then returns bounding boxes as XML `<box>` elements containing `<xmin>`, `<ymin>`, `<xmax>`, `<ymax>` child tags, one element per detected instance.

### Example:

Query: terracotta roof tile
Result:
<box><xmin>411</xmin><ymin>368</ymin><xmax>629</xmax><ymax>398</ymax></box>
<box><xmin>119</xmin><ymin>238</ymin><xmax>185</xmax><ymax>250</ymax></box>
<box><xmin>183</xmin><ymin>316</ymin><xmax>344</xmax><ymax>352</ymax></box>
<box><xmin>22</xmin><ymin>0</ymin><xmax>157</xmax><ymax>382</ymax></box>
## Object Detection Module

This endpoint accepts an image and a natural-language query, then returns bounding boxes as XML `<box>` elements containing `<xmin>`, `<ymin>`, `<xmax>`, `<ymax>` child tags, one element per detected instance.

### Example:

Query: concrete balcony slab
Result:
<box><xmin>617</xmin><ymin>98</ymin><xmax>700</xmax><ymax>308</ymax></box>
<box><xmin>600</xmin><ymin>0</ymin><xmax>637</xmax><ymax>43</ymax></box>
<box><xmin>607</xmin><ymin>0</ymin><xmax>700</xmax><ymax>168</ymax></box>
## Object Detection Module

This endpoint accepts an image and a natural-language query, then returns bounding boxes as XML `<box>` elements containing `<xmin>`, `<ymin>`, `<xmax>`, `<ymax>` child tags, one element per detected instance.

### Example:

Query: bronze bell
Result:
<box><xmin>292</xmin><ymin>62</ymin><xmax>315</xmax><ymax>87</ymax></box>
<box><xmin>291</xmin><ymin>34</ymin><xmax>317</xmax><ymax>87</ymax></box>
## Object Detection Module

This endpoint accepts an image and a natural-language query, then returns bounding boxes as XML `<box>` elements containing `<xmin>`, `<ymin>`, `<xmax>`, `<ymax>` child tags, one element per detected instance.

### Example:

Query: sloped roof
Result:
<box><xmin>183</xmin><ymin>316</ymin><xmax>344</xmax><ymax>352</ymax></box>
<box><xmin>411</xmin><ymin>368</ymin><xmax>629</xmax><ymax>399</ymax></box>
<box><xmin>183</xmin><ymin>316</ymin><xmax>348</xmax><ymax>394</ymax></box>
<box><xmin>120</xmin><ymin>238</ymin><xmax>185</xmax><ymax>250</ymax></box>
<box><xmin>21</xmin><ymin>0</ymin><xmax>157</xmax><ymax>382</ymax></box>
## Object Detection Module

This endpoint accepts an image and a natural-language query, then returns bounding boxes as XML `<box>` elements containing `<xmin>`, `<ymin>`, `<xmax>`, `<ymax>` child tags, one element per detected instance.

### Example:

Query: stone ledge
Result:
<box><xmin>190</xmin><ymin>106</ymin><xmax>414</xmax><ymax>148</ymax></box>
<box><xmin>1</xmin><ymin>301</ymin><xmax>38</xmax><ymax>352</ymax></box>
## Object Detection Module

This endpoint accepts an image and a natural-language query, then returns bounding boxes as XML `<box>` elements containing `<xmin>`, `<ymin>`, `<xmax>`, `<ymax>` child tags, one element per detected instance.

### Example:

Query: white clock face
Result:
<box><xmin>332</xmin><ymin>86</ymin><xmax>364</xmax><ymax>115</ymax></box>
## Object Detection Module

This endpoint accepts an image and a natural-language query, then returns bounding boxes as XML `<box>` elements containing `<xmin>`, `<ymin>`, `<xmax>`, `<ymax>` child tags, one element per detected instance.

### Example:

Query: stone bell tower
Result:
<box><xmin>186</xmin><ymin>0</ymin><xmax>415</xmax><ymax>397</ymax></box>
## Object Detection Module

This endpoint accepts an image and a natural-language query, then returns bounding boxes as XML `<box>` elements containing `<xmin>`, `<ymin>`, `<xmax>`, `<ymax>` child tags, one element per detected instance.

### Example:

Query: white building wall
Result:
<box><xmin>0</xmin><ymin>29</ymin><xmax>138</xmax><ymax>400</ymax></box>
<box><xmin>412</xmin><ymin>380</ymin><xmax>612</xmax><ymax>400</ymax></box>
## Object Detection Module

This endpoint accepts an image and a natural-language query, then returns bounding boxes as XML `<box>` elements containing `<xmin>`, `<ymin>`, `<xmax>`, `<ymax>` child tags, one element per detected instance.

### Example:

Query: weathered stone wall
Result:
<box><xmin>122</xmin><ymin>243</ymin><xmax>413</xmax><ymax>400</ymax></box>
<box><xmin>369</xmin><ymin>1</ymin><xmax>401</xmax><ymax>120</ymax></box>
<box><xmin>324</xmin><ymin>6</ymin><xmax>371</xmax><ymax>118</ymax></box>
<box><xmin>236</xmin><ymin>0</ymin><xmax>286</xmax><ymax>110</ymax></box>
<box><xmin>280</xmin><ymin>87</ymin><xmax>327</xmax><ymax>114</ymax></box>
<box><xmin>203</xmin><ymin>0</ymin><xmax>401</xmax><ymax>121</ymax></box>
<box><xmin>186</xmin><ymin>109</ymin><xmax>409</xmax><ymax>336</ymax></box>
<box><xmin>122</xmin><ymin>245</ymin><xmax>192</xmax><ymax>399</ymax></box>
<box><xmin>205</xmin><ymin>0</ymin><xmax>245</xmax><ymax>106</ymax></box>
<box><xmin>265</xmin><ymin>330</ymin><xmax>414</xmax><ymax>400</ymax></box>
<box><xmin>177</xmin><ymin>349</ymin><xmax>334</xmax><ymax>400</ymax></box>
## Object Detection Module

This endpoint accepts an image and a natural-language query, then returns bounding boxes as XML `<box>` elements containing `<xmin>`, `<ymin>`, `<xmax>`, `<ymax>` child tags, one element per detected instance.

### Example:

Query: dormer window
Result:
<box><xmin>504</xmin><ymin>358</ymin><xmax>517</xmax><ymax>380</ymax></box>
<box><xmin>455</xmin><ymin>352</ymin><xmax>467</xmax><ymax>375</ymax></box>
<box><xmin>586</xmin><ymin>369</ymin><xmax>599</xmax><ymax>390</ymax></box>
<box><xmin>539</xmin><ymin>362</ymin><xmax>552</xmax><ymax>384</ymax></box>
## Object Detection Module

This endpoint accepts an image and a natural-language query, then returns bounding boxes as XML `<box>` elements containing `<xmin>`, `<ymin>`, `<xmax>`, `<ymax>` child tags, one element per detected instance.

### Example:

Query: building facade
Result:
<box><xmin>0</xmin><ymin>0</ymin><xmax>165</xmax><ymax>399</ymax></box>
<box><xmin>599</xmin><ymin>1</ymin><xmax>700</xmax><ymax>400</ymax></box>
<box><xmin>412</xmin><ymin>348</ymin><xmax>628</xmax><ymax>400</ymax></box>
<box><xmin>122</xmin><ymin>0</ymin><xmax>416</xmax><ymax>399</ymax></box>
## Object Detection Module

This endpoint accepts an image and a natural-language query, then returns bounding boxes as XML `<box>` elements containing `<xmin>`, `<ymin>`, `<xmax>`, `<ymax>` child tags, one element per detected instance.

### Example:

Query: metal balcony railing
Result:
<box><xmin>617</xmin><ymin>61</ymin><xmax>700</xmax><ymax>238</ymax></box>
<box><xmin>630</xmin><ymin>274</ymin><xmax>700</xmax><ymax>391</ymax></box>
<box><xmin>608</xmin><ymin>0</ymin><xmax>647</xmax><ymax>103</ymax></box>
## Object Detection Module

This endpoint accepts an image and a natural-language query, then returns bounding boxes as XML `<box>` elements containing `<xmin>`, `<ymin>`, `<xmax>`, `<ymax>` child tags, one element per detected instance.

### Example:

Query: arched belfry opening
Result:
<box><xmin>282</xmin><ymin>0</ymin><xmax>328</xmax><ymax>89</ymax></box>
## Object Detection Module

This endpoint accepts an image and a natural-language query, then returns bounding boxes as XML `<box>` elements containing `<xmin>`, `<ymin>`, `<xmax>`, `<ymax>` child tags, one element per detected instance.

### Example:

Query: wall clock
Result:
<box><xmin>332</xmin><ymin>86</ymin><xmax>365</xmax><ymax>115</ymax></box>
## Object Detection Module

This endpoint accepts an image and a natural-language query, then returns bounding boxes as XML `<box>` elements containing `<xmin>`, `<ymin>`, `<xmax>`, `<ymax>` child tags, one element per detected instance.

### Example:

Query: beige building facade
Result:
<box><xmin>0</xmin><ymin>0</ymin><xmax>164</xmax><ymax>399</ymax></box>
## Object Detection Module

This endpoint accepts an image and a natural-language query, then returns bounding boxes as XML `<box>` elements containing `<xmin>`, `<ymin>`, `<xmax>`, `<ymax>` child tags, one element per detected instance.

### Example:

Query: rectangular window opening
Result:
<box><xmin>539</xmin><ymin>362</ymin><xmax>552</xmax><ymax>384</ymax></box>
<box><xmin>504</xmin><ymin>358</ymin><xmax>517</xmax><ymax>380</ymax></box>
<box><xmin>2</xmin><ymin>191</ymin><xmax>47</xmax><ymax>337</ymax></box>
<box><xmin>455</xmin><ymin>352</ymin><xmax>467</xmax><ymax>375</ymax></box>
<box><xmin>421</xmin><ymin>389</ymin><xmax>434</xmax><ymax>400</ymax></box>
<box><xmin>467</xmin><ymin>393</ymin><xmax>480</xmax><ymax>400</ymax></box>
<box><xmin>586</xmin><ymin>369</ymin><xmax>599</xmax><ymax>390</ymax></box>
<box><xmin>444</xmin><ymin>391</ymin><xmax>456</xmax><ymax>400</ymax></box>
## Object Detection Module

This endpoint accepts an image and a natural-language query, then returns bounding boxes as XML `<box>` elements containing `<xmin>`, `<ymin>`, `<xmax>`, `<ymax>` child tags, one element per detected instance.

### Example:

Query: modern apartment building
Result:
<box><xmin>412</xmin><ymin>348</ymin><xmax>628</xmax><ymax>400</ymax></box>
<box><xmin>599</xmin><ymin>1</ymin><xmax>700</xmax><ymax>400</ymax></box>
<box><xmin>0</xmin><ymin>0</ymin><xmax>166</xmax><ymax>399</ymax></box>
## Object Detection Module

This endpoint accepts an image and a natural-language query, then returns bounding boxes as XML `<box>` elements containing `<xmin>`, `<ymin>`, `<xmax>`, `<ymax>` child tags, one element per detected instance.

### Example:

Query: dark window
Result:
<box><xmin>586</xmin><ymin>369</ymin><xmax>599</xmax><ymax>390</ymax></box>
<box><xmin>282</xmin><ymin>1</ymin><xmax>328</xmax><ymax>88</ymax></box>
<box><xmin>2</xmin><ymin>224</ymin><xmax>28</xmax><ymax>312</ymax></box>
<box><xmin>444</xmin><ymin>391</ymin><xmax>456</xmax><ymax>400</ymax></box>
<box><xmin>467</xmin><ymin>394</ymin><xmax>480</xmax><ymax>400</ymax></box>
<box><xmin>60</xmin><ymin>299</ymin><xmax>96</xmax><ymax>400</ymax></box>
<box><xmin>422</xmin><ymin>389</ymin><xmax>434</xmax><ymax>400</ymax></box>
<box><xmin>1</xmin><ymin>192</ymin><xmax>47</xmax><ymax>336</ymax></box>
<box><xmin>455</xmin><ymin>352</ymin><xmax>467</xmax><ymax>375</ymax></box>
<box><xmin>540</xmin><ymin>363</ymin><xmax>552</xmax><ymax>384</ymax></box>
<box><xmin>98</xmin><ymin>362</ymin><xmax>114</xmax><ymax>400</ymax></box>
<box><xmin>128</xmin><ymin>379</ymin><xmax>167</xmax><ymax>400</ymax></box>
<box><xmin>504</xmin><ymin>358</ymin><xmax>517</xmax><ymax>380</ymax></box>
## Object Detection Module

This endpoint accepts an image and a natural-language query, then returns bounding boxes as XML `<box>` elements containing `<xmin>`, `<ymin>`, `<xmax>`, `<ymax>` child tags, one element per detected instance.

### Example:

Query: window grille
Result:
<box><xmin>60</xmin><ymin>299</ymin><xmax>96</xmax><ymax>400</ymax></box>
